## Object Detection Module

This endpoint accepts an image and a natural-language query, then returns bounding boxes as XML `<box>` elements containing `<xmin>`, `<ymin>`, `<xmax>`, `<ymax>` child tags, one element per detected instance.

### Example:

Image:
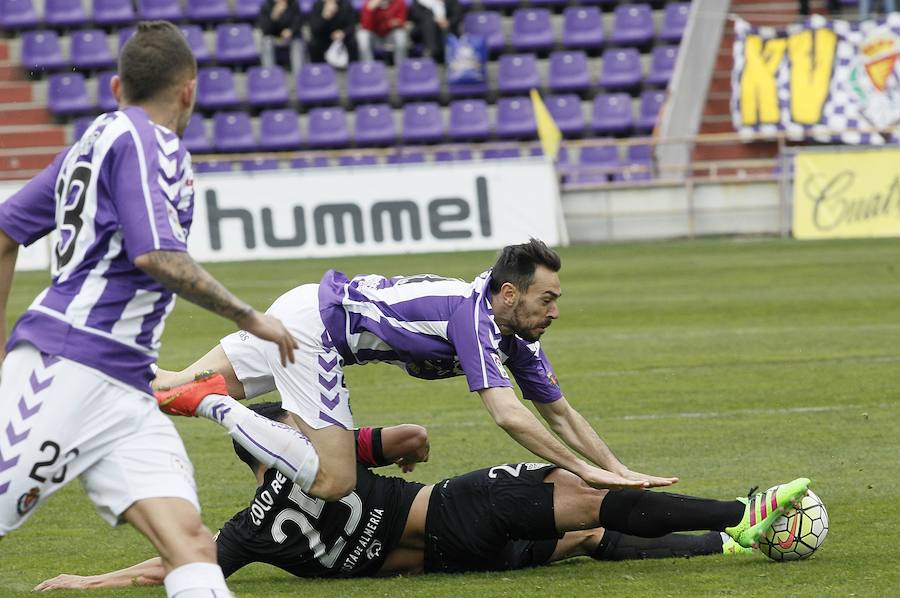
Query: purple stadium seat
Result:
<box><xmin>347</xmin><ymin>61</ymin><xmax>390</xmax><ymax>104</ymax></box>
<box><xmin>496</xmin><ymin>97</ymin><xmax>536</xmax><ymax>140</ymax></box>
<box><xmin>483</xmin><ymin>146</ymin><xmax>521</xmax><ymax>160</ymax></box>
<box><xmin>448</xmin><ymin>99</ymin><xmax>490</xmax><ymax>142</ymax></box>
<box><xmin>213</xmin><ymin>111</ymin><xmax>256</xmax><ymax>152</ymax></box>
<box><xmin>21</xmin><ymin>30</ymin><xmax>66</xmax><ymax>71</ymax></box>
<box><xmin>592</xmin><ymin>93</ymin><xmax>633</xmax><ymax>136</ymax></box>
<box><xmin>0</xmin><ymin>0</ymin><xmax>39</xmax><ymax>29</ymax></box>
<box><xmin>48</xmin><ymin>73</ymin><xmax>92</xmax><ymax>115</ymax></box>
<box><xmin>45</xmin><ymin>0</ymin><xmax>88</xmax><ymax>28</ymax></box>
<box><xmin>546</xmin><ymin>94</ymin><xmax>586</xmax><ymax>138</ymax></box>
<box><xmin>181</xmin><ymin>25</ymin><xmax>212</xmax><ymax>65</ymax></box>
<box><xmin>71</xmin><ymin>29</ymin><xmax>116</xmax><ymax>71</ymax></box>
<box><xmin>93</xmin><ymin>0</ymin><xmax>136</xmax><ymax>26</ymax></box>
<box><xmin>96</xmin><ymin>70</ymin><xmax>117</xmax><ymax>112</ymax></box>
<box><xmin>196</xmin><ymin>67</ymin><xmax>240</xmax><ymax>111</ymax></box>
<box><xmin>481</xmin><ymin>0</ymin><xmax>519</xmax><ymax>9</ymax></box>
<box><xmin>307</xmin><ymin>107</ymin><xmax>350</xmax><ymax>148</ymax></box>
<box><xmin>613</xmin><ymin>160</ymin><xmax>654</xmax><ymax>182</ymax></box>
<box><xmin>497</xmin><ymin>54</ymin><xmax>540</xmax><ymax>96</ymax></box>
<box><xmin>646</xmin><ymin>45</ymin><xmax>678</xmax><ymax>88</ymax></box>
<box><xmin>435</xmin><ymin>148</ymin><xmax>473</xmax><ymax>162</ymax></box>
<box><xmin>338</xmin><ymin>154</ymin><xmax>378</xmax><ymax>167</ymax></box>
<box><xmin>299</xmin><ymin>0</ymin><xmax>315</xmax><ymax>13</ymax></box>
<box><xmin>562</xmin><ymin>7</ymin><xmax>604</xmax><ymax>51</ymax></box>
<box><xmin>401</xmin><ymin>102</ymin><xmax>444</xmax><ymax>144</ymax></box>
<box><xmin>463</xmin><ymin>12</ymin><xmax>504</xmax><ymax>53</ymax></box>
<box><xmin>234</xmin><ymin>0</ymin><xmax>265</xmax><ymax>19</ymax></box>
<box><xmin>387</xmin><ymin>151</ymin><xmax>425</xmax><ymax>164</ymax></box>
<box><xmin>530</xmin><ymin>0</ymin><xmax>569</xmax><ymax>7</ymax></box>
<box><xmin>241</xmin><ymin>158</ymin><xmax>280</xmax><ymax>171</ymax></box>
<box><xmin>636</xmin><ymin>90</ymin><xmax>665</xmax><ymax>133</ymax></box>
<box><xmin>609</xmin><ymin>4</ymin><xmax>653</xmax><ymax>48</ymax></box>
<box><xmin>73</xmin><ymin>116</ymin><xmax>95</xmax><ymax>141</ymax></box>
<box><xmin>447</xmin><ymin>79</ymin><xmax>489</xmax><ymax>99</ymax></box>
<box><xmin>511</xmin><ymin>9</ymin><xmax>554</xmax><ymax>53</ymax></box>
<box><xmin>396</xmin><ymin>58</ymin><xmax>440</xmax><ymax>101</ymax></box>
<box><xmin>118</xmin><ymin>27</ymin><xmax>137</xmax><ymax>51</ymax></box>
<box><xmin>291</xmin><ymin>156</ymin><xmax>330</xmax><ymax>169</ymax></box>
<box><xmin>548</xmin><ymin>51</ymin><xmax>591</xmax><ymax>95</ymax></box>
<box><xmin>187</xmin><ymin>0</ymin><xmax>231</xmax><ymax>23</ymax></box>
<box><xmin>659</xmin><ymin>2</ymin><xmax>690</xmax><ymax>44</ymax></box>
<box><xmin>598</xmin><ymin>48</ymin><xmax>642</xmax><ymax>93</ymax></box>
<box><xmin>626</xmin><ymin>144</ymin><xmax>652</xmax><ymax>162</ymax></box>
<box><xmin>296</xmin><ymin>63</ymin><xmax>340</xmax><ymax>106</ymax></box>
<box><xmin>575</xmin><ymin>145</ymin><xmax>618</xmax><ymax>184</ymax></box>
<box><xmin>182</xmin><ymin>116</ymin><xmax>213</xmax><ymax>153</ymax></box>
<box><xmin>247</xmin><ymin>65</ymin><xmax>290</xmax><ymax>108</ymax></box>
<box><xmin>216</xmin><ymin>24</ymin><xmax>259</xmax><ymax>66</ymax></box>
<box><xmin>354</xmin><ymin>103</ymin><xmax>395</xmax><ymax>147</ymax></box>
<box><xmin>259</xmin><ymin>109</ymin><xmax>303</xmax><ymax>150</ymax></box>
<box><xmin>195</xmin><ymin>160</ymin><xmax>234</xmax><ymax>173</ymax></box>
<box><xmin>138</xmin><ymin>0</ymin><xmax>183</xmax><ymax>21</ymax></box>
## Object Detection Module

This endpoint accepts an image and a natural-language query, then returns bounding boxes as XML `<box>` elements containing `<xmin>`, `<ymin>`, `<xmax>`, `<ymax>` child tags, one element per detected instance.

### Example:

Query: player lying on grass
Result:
<box><xmin>35</xmin><ymin>392</ymin><xmax>811</xmax><ymax>590</ymax></box>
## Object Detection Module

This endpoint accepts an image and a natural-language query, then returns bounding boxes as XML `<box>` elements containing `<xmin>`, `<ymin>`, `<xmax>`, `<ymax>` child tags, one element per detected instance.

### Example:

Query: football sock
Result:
<box><xmin>197</xmin><ymin>395</ymin><xmax>320</xmax><ymax>492</ymax></box>
<box><xmin>163</xmin><ymin>562</ymin><xmax>231</xmax><ymax>598</ymax></box>
<box><xmin>591</xmin><ymin>530</ymin><xmax>724</xmax><ymax>561</ymax></box>
<box><xmin>598</xmin><ymin>490</ymin><xmax>745</xmax><ymax>537</ymax></box>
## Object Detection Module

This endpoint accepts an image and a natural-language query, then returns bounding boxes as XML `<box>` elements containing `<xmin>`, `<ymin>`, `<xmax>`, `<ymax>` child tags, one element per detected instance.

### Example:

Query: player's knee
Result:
<box><xmin>177</xmin><ymin>521</ymin><xmax>217</xmax><ymax>562</ymax></box>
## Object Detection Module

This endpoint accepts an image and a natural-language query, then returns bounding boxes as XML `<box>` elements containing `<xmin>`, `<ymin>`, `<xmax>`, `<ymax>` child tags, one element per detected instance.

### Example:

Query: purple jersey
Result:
<box><xmin>0</xmin><ymin>108</ymin><xmax>194</xmax><ymax>393</ymax></box>
<box><xmin>318</xmin><ymin>270</ymin><xmax>562</xmax><ymax>403</ymax></box>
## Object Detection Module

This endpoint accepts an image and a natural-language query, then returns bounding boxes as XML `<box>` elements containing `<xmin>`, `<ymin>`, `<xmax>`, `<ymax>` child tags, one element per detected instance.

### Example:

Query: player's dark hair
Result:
<box><xmin>232</xmin><ymin>402</ymin><xmax>288</xmax><ymax>473</ymax></box>
<box><xmin>488</xmin><ymin>238</ymin><xmax>561</xmax><ymax>294</ymax></box>
<box><xmin>118</xmin><ymin>21</ymin><xmax>197</xmax><ymax>104</ymax></box>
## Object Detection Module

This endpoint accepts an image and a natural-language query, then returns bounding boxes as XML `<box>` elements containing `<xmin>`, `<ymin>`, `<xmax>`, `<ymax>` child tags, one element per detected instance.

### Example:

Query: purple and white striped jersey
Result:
<box><xmin>318</xmin><ymin>270</ymin><xmax>562</xmax><ymax>403</ymax></box>
<box><xmin>0</xmin><ymin>108</ymin><xmax>194</xmax><ymax>393</ymax></box>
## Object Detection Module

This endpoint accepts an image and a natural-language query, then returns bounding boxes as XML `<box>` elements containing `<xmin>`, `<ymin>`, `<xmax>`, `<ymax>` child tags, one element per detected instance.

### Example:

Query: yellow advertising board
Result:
<box><xmin>793</xmin><ymin>148</ymin><xmax>900</xmax><ymax>239</ymax></box>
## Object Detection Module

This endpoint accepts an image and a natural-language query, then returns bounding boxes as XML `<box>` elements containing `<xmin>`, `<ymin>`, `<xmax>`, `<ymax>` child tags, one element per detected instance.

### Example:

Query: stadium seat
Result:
<box><xmin>182</xmin><ymin>116</ymin><xmax>213</xmax><ymax>153</ymax></box>
<box><xmin>240</xmin><ymin>158</ymin><xmax>280</xmax><ymax>171</ymax></box>
<box><xmin>592</xmin><ymin>92</ymin><xmax>633</xmax><ymax>136</ymax></box>
<box><xmin>497</xmin><ymin>54</ymin><xmax>540</xmax><ymax>96</ymax></box>
<box><xmin>44</xmin><ymin>0</ymin><xmax>88</xmax><ymax>28</ymax></box>
<box><xmin>118</xmin><ymin>27</ymin><xmax>137</xmax><ymax>51</ymax></box>
<box><xmin>346</xmin><ymin>61</ymin><xmax>390</xmax><ymax>105</ymax></box>
<box><xmin>195</xmin><ymin>160</ymin><xmax>234</xmax><ymax>173</ymax></box>
<box><xmin>659</xmin><ymin>2</ymin><xmax>690</xmax><ymax>44</ymax></box>
<box><xmin>495</xmin><ymin>97</ymin><xmax>536</xmax><ymax>140</ymax></box>
<box><xmin>296</xmin><ymin>63</ymin><xmax>340</xmax><ymax>106</ymax></box>
<box><xmin>234</xmin><ymin>0</ymin><xmax>265</xmax><ymax>19</ymax></box>
<box><xmin>575</xmin><ymin>145</ymin><xmax>618</xmax><ymax>184</ymax></box>
<box><xmin>626</xmin><ymin>143</ymin><xmax>652</xmax><ymax>162</ymax></box>
<box><xmin>70</xmin><ymin>29</ymin><xmax>116</xmax><ymax>71</ymax></box>
<box><xmin>396</xmin><ymin>58</ymin><xmax>441</xmax><ymax>101</ymax></box>
<box><xmin>213</xmin><ymin>111</ymin><xmax>256</xmax><ymax>152</ymax></box>
<box><xmin>548</xmin><ymin>51</ymin><xmax>591</xmax><ymax>95</ymax></box>
<box><xmin>483</xmin><ymin>146</ymin><xmax>521</xmax><ymax>160</ymax></box>
<box><xmin>0</xmin><ymin>0</ymin><xmax>39</xmax><ymax>29</ymax></box>
<box><xmin>138</xmin><ymin>0</ymin><xmax>183</xmax><ymax>21</ymax></box>
<box><xmin>462</xmin><ymin>12</ymin><xmax>504</xmax><ymax>53</ymax></box>
<box><xmin>93</xmin><ymin>0</ymin><xmax>136</xmax><ymax>26</ymax></box>
<box><xmin>20</xmin><ymin>30</ymin><xmax>66</xmax><ymax>72</ymax></box>
<box><xmin>354</xmin><ymin>103</ymin><xmax>395</xmax><ymax>147</ymax></box>
<box><xmin>306</xmin><ymin>107</ymin><xmax>350</xmax><ymax>148</ymax></box>
<box><xmin>562</xmin><ymin>6</ymin><xmax>604</xmax><ymax>51</ymax></box>
<box><xmin>447</xmin><ymin>78</ymin><xmax>489</xmax><ymax>99</ymax></box>
<box><xmin>448</xmin><ymin>99</ymin><xmax>490</xmax><ymax>142</ymax></box>
<box><xmin>338</xmin><ymin>154</ymin><xmax>378</xmax><ymax>167</ymax></box>
<box><xmin>481</xmin><ymin>0</ymin><xmax>519</xmax><ymax>10</ymax></box>
<box><xmin>246</xmin><ymin>65</ymin><xmax>290</xmax><ymax>108</ymax></box>
<box><xmin>216</xmin><ymin>23</ymin><xmax>259</xmax><ymax>66</ymax></box>
<box><xmin>401</xmin><ymin>102</ymin><xmax>444</xmax><ymax>144</ymax></box>
<box><xmin>290</xmin><ymin>156</ymin><xmax>330</xmax><ymax>169</ymax></box>
<box><xmin>609</xmin><ymin>4</ymin><xmax>654</xmax><ymax>48</ymax></box>
<box><xmin>48</xmin><ymin>73</ymin><xmax>92</xmax><ymax>116</ymax></box>
<box><xmin>646</xmin><ymin>45</ymin><xmax>678</xmax><ymax>88</ymax></box>
<box><xmin>181</xmin><ymin>25</ymin><xmax>213</xmax><ymax>65</ymax></box>
<box><xmin>258</xmin><ymin>109</ymin><xmax>303</xmax><ymax>150</ymax></box>
<box><xmin>435</xmin><ymin>148</ymin><xmax>473</xmax><ymax>162</ymax></box>
<box><xmin>636</xmin><ymin>89</ymin><xmax>665</xmax><ymax>133</ymax></box>
<box><xmin>511</xmin><ymin>9</ymin><xmax>554</xmax><ymax>54</ymax></box>
<box><xmin>96</xmin><ymin>70</ymin><xmax>117</xmax><ymax>112</ymax></box>
<box><xmin>546</xmin><ymin>94</ymin><xmax>586</xmax><ymax>138</ymax></box>
<box><xmin>299</xmin><ymin>0</ymin><xmax>315</xmax><ymax>14</ymax></box>
<box><xmin>598</xmin><ymin>48</ymin><xmax>642</xmax><ymax>93</ymax></box>
<box><xmin>530</xmin><ymin>0</ymin><xmax>569</xmax><ymax>7</ymax></box>
<box><xmin>613</xmin><ymin>160</ymin><xmax>654</xmax><ymax>181</ymax></box>
<box><xmin>187</xmin><ymin>0</ymin><xmax>232</xmax><ymax>23</ymax></box>
<box><xmin>387</xmin><ymin>151</ymin><xmax>426</xmax><ymax>164</ymax></box>
<box><xmin>196</xmin><ymin>67</ymin><xmax>240</xmax><ymax>111</ymax></box>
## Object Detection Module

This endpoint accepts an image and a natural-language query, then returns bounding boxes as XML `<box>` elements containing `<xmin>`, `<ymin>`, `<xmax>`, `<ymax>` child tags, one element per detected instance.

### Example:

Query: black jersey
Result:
<box><xmin>216</xmin><ymin>464</ymin><xmax>424</xmax><ymax>578</ymax></box>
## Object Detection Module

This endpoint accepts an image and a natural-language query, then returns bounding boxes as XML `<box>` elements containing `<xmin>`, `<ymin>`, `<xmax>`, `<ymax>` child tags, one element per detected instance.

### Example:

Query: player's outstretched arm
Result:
<box><xmin>0</xmin><ymin>230</ymin><xmax>19</xmax><ymax>363</ymax></box>
<box><xmin>33</xmin><ymin>557</ymin><xmax>165</xmax><ymax>591</ymax></box>
<box><xmin>535</xmin><ymin>397</ymin><xmax>678</xmax><ymax>488</ymax></box>
<box><xmin>134</xmin><ymin>250</ymin><xmax>298</xmax><ymax>365</ymax></box>
<box><xmin>381</xmin><ymin>424</ymin><xmax>430</xmax><ymax>472</ymax></box>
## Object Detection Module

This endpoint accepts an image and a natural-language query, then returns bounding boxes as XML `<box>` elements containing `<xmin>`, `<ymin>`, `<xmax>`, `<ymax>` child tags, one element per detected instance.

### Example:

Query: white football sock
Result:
<box><xmin>163</xmin><ymin>562</ymin><xmax>230</xmax><ymax>598</ymax></box>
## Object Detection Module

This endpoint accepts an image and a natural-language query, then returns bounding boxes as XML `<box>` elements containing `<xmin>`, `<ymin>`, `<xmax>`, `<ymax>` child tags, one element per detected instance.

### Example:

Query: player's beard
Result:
<box><xmin>511</xmin><ymin>302</ymin><xmax>551</xmax><ymax>343</ymax></box>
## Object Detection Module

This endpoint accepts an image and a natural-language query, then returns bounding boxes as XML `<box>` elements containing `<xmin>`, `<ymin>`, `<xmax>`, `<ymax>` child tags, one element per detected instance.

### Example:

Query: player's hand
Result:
<box><xmin>622</xmin><ymin>469</ymin><xmax>679</xmax><ymax>488</ymax></box>
<box><xmin>34</xmin><ymin>574</ymin><xmax>96</xmax><ymax>591</ymax></box>
<box><xmin>580</xmin><ymin>466</ymin><xmax>651</xmax><ymax>490</ymax></box>
<box><xmin>238</xmin><ymin>311</ymin><xmax>299</xmax><ymax>366</ymax></box>
<box><xmin>395</xmin><ymin>440</ymin><xmax>429</xmax><ymax>472</ymax></box>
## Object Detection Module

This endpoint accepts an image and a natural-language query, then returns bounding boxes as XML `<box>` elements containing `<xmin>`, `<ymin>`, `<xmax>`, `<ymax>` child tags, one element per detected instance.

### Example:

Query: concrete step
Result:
<box><xmin>693</xmin><ymin>142</ymin><xmax>779</xmax><ymax>162</ymax></box>
<box><xmin>0</xmin><ymin>104</ymin><xmax>51</xmax><ymax>126</ymax></box>
<box><xmin>0</xmin><ymin>43</ymin><xmax>8</xmax><ymax>61</ymax></box>
<box><xmin>0</xmin><ymin>151</ymin><xmax>57</xmax><ymax>175</ymax></box>
<box><xmin>0</xmin><ymin>63</ymin><xmax>24</xmax><ymax>82</ymax></box>
<box><xmin>0</xmin><ymin>126</ymin><xmax>66</xmax><ymax>149</ymax></box>
<box><xmin>0</xmin><ymin>82</ymin><xmax>33</xmax><ymax>103</ymax></box>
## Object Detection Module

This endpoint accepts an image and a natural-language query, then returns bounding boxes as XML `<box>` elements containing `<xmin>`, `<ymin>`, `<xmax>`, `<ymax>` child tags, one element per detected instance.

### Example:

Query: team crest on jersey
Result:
<box><xmin>366</xmin><ymin>540</ymin><xmax>382</xmax><ymax>560</ymax></box>
<box><xmin>547</xmin><ymin>372</ymin><xmax>559</xmax><ymax>386</ymax></box>
<box><xmin>16</xmin><ymin>487</ymin><xmax>41</xmax><ymax>516</ymax></box>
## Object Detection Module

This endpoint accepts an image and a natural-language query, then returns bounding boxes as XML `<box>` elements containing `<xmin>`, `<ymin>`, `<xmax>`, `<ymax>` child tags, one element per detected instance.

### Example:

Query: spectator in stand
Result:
<box><xmin>409</xmin><ymin>0</ymin><xmax>462</xmax><ymax>64</ymax></box>
<box><xmin>859</xmin><ymin>0</ymin><xmax>896</xmax><ymax>18</ymax></box>
<box><xmin>258</xmin><ymin>0</ymin><xmax>305</xmax><ymax>71</ymax></box>
<box><xmin>308</xmin><ymin>0</ymin><xmax>359</xmax><ymax>64</ymax></box>
<box><xmin>356</xmin><ymin>0</ymin><xmax>408</xmax><ymax>64</ymax></box>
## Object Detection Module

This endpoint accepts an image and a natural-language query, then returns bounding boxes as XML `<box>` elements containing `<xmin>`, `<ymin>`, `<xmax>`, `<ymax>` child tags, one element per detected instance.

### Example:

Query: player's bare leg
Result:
<box><xmin>153</xmin><ymin>345</ymin><xmax>244</xmax><ymax>399</ymax></box>
<box><xmin>287</xmin><ymin>413</ymin><xmax>357</xmax><ymax>501</ymax></box>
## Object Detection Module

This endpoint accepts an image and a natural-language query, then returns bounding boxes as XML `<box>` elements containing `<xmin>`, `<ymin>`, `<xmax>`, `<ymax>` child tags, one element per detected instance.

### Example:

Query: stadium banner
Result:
<box><xmin>792</xmin><ymin>147</ymin><xmax>900</xmax><ymax>239</ymax></box>
<box><xmin>188</xmin><ymin>158</ymin><xmax>565</xmax><ymax>262</ymax></box>
<box><xmin>731</xmin><ymin>14</ymin><xmax>900</xmax><ymax>144</ymax></box>
<box><xmin>0</xmin><ymin>181</ymin><xmax>51</xmax><ymax>271</ymax></box>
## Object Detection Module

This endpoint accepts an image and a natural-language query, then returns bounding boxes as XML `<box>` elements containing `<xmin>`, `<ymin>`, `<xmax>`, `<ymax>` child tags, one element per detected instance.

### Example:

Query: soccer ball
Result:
<box><xmin>758</xmin><ymin>489</ymin><xmax>828</xmax><ymax>561</ymax></box>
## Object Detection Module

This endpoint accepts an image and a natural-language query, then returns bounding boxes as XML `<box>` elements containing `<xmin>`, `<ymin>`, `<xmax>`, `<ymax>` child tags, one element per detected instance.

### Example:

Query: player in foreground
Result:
<box><xmin>152</xmin><ymin>239</ymin><xmax>681</xmax><ymax>505</ymax></box>
<box><xmin>0</xmin><ymin>21</ymin><xmax>296</xmax><ymax>598</ymax></box>
<box><xmin>35</xmin><ymin>392</ymin><xmax>810</xmax><ymax>590</ymax></box>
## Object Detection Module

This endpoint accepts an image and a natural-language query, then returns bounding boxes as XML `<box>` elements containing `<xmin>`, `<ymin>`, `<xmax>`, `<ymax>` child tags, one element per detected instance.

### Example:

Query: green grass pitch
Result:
<box><xmin>2</xmin><ymin>237</ymin><xmax>899</xmax><ymax>596</ymax></box>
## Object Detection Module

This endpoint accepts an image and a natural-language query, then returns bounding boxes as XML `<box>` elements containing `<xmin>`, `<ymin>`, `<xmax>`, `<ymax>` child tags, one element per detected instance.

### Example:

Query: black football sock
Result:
<box><xmin>592</xmin><ymin>530</ymin><xmax>725</xmax><ymax>561</ymax></box>
<box><xmin>598</xmin><ymin>489</ymin><xmax>745</xmax><ymax>537</ymax></box>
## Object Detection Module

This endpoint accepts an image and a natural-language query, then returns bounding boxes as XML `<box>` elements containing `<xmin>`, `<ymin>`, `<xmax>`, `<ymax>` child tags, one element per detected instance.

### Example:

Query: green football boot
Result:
<box><xmin>725</xmin><ymin>478</ymin><xmax>811</xmax><ymax>548</ymax></box>
<box><xmin>721</xmin><ymin>536</ymin><xmax>754</xmax><ymax>556</ymax></box>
